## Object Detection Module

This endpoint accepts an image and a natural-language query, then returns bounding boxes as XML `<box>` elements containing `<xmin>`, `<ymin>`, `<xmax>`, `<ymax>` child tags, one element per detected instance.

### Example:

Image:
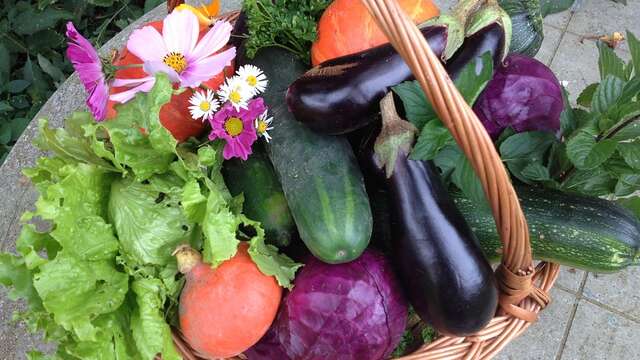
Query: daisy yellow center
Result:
<box><xmin>247</xmin><ymin>75</ymin><xmax>258</xmax><ymax>87</ymax></box>
<box><xmin>199</xmin><ymin>101</ymin><xmax>211</xmax><ymax>112</ymax></box>
<box><xmin>229</xmin><ymin>89</ymin><xmax>243</xmax><ymax>104</ymax></box>
<box><xmin>224</xmin><ymin>117</ymin><xmax>244</xmax><ymax>137</ymax></box>
<box><xmin>257</xmin><ymin>120</ymin><xmax>268</xmax><ymax>134</ymax></box>
<box><xmin>163</xmin><ymin>52</ymin><xmax>187</xmax><ymax>73</ymax></box>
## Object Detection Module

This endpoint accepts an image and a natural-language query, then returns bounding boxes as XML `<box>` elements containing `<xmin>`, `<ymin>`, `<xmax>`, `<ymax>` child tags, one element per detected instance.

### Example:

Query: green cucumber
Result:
<box><xmin>452</xmin><ymin>186</ymin><xmax>640</xmax><ymax>273</ymax></box>
<box><xmin>249</xmin><ymin>47</ymin><xmax>372</xmax><ymax>264</ymax></box>
<box><xmin>223</xmin><ymin>147</ymin><xmax>295</xmax><ymax>247</ymax></box>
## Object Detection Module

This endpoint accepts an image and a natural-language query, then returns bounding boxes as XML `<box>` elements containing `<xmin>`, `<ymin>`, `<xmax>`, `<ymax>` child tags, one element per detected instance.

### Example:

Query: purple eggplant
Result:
<box><xmin>447</xmin><ymin>22</ymin><xmax>506</xmax><ymax>81</ymax></box>
<box><xmin>286</xmin><ymin>25</ymin><xmax>448</xmax><ymax>135</ymax></box>
<box><xmin>361</xmin><ymin>95</ymin><xmax>498</xmax><ymax>337</ymax></box>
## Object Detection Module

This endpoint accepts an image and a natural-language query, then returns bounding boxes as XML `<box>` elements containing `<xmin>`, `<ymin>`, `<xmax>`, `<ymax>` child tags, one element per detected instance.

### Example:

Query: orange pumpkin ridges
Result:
<box><xmin>175</xmin><ymin>243</ymin><xmax>282</xmax><ymax>359</ymax></box>
<box><xmin>311</xmin><ymin>0</ymin><xmax>439</xmax><ymax>65</ymax></box>
<box><xmin>107</xmin><ymin>20</ymin><xmax>233</xmax><ymax>142</ymax></box>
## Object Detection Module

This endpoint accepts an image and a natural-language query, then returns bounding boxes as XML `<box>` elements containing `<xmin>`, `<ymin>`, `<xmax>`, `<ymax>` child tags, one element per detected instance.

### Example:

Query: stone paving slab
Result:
<box><xmin>560</xmin><ymin>299</ymin><xmax>640</xmax><ymax>360</ymax></box>
<box><xmin>495</xmin><ymin>289</ymin><xmax>576</xmax><ymax>360</ymax></box>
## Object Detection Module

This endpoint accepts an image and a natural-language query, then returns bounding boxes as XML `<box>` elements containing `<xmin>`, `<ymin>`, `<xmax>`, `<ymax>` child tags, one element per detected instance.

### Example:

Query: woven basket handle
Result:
<box><xmin>361</xmin><ymin>0</ymin><xmax>541</xmax><ymax>319</ymax></box>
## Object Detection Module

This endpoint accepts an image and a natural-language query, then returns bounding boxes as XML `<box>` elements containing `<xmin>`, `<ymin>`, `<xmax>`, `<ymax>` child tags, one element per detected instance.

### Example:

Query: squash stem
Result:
<box><xmin>173</xmin><ymin>245</ymin><xmax>202</xmax><ymax>274</ymax></box>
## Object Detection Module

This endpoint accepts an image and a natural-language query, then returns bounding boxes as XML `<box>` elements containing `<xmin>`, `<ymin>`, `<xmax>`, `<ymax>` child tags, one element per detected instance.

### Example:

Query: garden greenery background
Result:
<box><xmin>0</xmin><ymin>0</ymin><xmax>164</xmax><ymax>165</ymax></box>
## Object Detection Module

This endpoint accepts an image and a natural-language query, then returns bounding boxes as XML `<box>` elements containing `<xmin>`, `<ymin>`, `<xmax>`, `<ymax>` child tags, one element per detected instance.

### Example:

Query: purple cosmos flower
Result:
<box><xmin>110</xmin><ymin>10</ymin><xmax>235</xmax><ymax>103</ymax></box>
<box><xmin>209</xmin><ymin>98</ymin><xmax>265</xmax><ymax>160</ymax></box>
<box><xmin>65</xmin><ymin>22</ymin><xmax>109</xmax><ymax>121</ymax></box>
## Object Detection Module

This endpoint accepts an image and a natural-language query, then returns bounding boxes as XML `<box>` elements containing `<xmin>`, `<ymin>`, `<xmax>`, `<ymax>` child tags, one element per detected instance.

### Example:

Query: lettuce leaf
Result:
<box><xmin>33</xmin><ymin>254</ymin><xmax>129</xmax><ymax>341</ymax></box>
<box><xmin>2</xmin><ymin>72</ymin><xmax>302</xmax><ymax>359</ymax></box>
<box><xmin>109</xmin><ymin>176</ymin><xmax>194</xmax><ymax>266</ymax></box>
<box><xmin>91</xmin><ymin>73</ymin><xmax>177</xmax><ymax>181</ymax></box>
<box><xmin>131</xmin><ymin>279</ymin><xmax>181</xmax><ymax>360</ymax></box>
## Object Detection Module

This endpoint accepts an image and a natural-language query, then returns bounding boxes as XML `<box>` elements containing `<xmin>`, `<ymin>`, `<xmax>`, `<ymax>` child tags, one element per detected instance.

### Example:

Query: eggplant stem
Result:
<box><xmin>374</xmin><ymin>93</ymin><xmax>418</xmax><ymax>178</ymax></box>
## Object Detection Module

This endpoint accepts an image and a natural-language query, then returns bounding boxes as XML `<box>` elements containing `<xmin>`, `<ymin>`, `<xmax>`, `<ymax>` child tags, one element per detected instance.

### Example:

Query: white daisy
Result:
<box><xmin>218</xmin><ymin>76</ymin><xmax>251</xmax><ymax>110</ymax></box>
<box><xmin>236</xmin><ymin>65</ymin><xmax>268</xmax><ymax>95</ymax></box>
<box><xmin>255</xmin><ymin>110</ymin><xmax>274</xmax><ymax>142</ymax></box>
<box><xmin>188</xmin><ymin>89</ymin><xmax>219</xmax><ymax>121</ymax></box>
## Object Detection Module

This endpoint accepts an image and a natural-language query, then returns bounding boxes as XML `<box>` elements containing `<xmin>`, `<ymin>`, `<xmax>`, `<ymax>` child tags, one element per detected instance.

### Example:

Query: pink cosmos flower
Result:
<box><xmin>209</xmin><ymin>98</ymin><xmax>266</xmax><ymax>160</ymax></box>
<box><xmin>110</xmin><ymin>10</ymin><xmax>235</xmax><ymax>103</ymax></box>
<box><xmin>65</xmin><ymin>22</ymin><xmax>109</xmax><ymax>121</ymax></box>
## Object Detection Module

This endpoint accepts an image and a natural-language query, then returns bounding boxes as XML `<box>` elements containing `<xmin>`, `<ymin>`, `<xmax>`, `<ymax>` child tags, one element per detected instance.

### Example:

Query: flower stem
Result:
<box><xmin>113</xmin><ymin>63</ymin><xmax>144</xmax><ymax>70</ymax></box>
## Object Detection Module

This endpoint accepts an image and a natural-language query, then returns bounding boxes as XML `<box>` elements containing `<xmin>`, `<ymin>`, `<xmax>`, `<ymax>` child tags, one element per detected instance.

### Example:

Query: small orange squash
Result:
<box><xmin>311</xmin><ymin>0</ymin><xmax>439</xmax><ymax>65</ymax></box>
<box><xmin>107</xmin><ymin>21</ymin><xmax>234</xmax><ymax>142</ymax></box>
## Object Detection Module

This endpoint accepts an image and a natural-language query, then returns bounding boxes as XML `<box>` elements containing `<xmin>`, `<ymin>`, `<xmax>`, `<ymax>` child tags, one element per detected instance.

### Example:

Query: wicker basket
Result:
<box><xmin>165</xmin><ymin>0</ymin><xmax>561</xmax><ymax>359</ymax></box>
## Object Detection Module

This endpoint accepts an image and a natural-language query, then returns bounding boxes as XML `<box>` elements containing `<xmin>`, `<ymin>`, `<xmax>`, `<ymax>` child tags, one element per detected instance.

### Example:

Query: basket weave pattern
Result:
<box><xmin>165</xmin><ymin>1</ymin><xmax>560</xmax><ymax>359</ymax></box>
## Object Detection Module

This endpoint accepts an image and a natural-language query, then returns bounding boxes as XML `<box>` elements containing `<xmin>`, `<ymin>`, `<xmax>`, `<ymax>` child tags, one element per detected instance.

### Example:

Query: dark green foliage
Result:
<box><xmin>243</xmin><ymin>0</ymin><xmax>331</xmax><ymax>63</ymax></box>
<box><xmin>0</xmin><ymin>0</ymin><xmax>164</xmax><ymax>165</ymax></box>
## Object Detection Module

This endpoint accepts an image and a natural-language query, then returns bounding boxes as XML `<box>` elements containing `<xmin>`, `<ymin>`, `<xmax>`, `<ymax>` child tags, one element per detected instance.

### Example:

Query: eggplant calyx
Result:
<box><xmin>465</xmin><ymin>2</ymin><xmax>512</xmax><ymax>62</ymax></box>
<box><xmin>374</xmin><ymin>93</ymin><xmax>418</xmax><ymax>179</ymax></box>
<box><xmin>422</xmin><ymin>0</ymin><xmax>486</xmax><ymax>61</ymax></box>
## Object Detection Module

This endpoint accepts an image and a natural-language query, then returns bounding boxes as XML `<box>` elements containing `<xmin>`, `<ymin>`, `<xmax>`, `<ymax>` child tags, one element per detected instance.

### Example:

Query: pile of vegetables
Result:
<box><xmin>1</xmin><ymin>0</ymin><xmax>640</xmax><ymax>359</ymax></box>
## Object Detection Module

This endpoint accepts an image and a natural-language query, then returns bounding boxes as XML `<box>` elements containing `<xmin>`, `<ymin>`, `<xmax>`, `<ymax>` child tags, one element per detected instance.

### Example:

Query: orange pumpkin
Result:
<box><xmin>107</xmin><ymin>21</ymin><xmax>234</xmax><ymax>142</ymax></box>
<box><xmin>311</xmin><ymin>0</ymin><xmax>439</xmax><ymax>65</ymax></box>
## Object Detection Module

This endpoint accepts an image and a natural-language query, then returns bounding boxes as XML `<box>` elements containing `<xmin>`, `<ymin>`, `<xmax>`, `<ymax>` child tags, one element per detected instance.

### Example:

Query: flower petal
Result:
<box><xmin>163</xmin><ymin>10</ymin><xmax>199</xmax><ymax>55</ymax></box>
<box><xmin>143</xmin><ymin>61</ymin><xmax>181</xmax><ymax>83</ymax></box>
<box><xmin>127</xmin><ymin>26</ymin><xmax>167</xmax><ymax>62</ymax></box>
<box><xmin>109</xmin><ymin>79</ymin><xmax>156</xmax><ymax>103</ymax></box>
<box><xmin>112</xmin><ymin>76</ymin><xmax>156</xmax><ymax>87</ymax></box>
<box><xmin>180</xmin><ymin>47</ymin><xmax>236</xmax><ymax>88</ymax></box>
<box><xmin>87</xmin><ymin>79</ymin><xmax>109</xmax><ymax>121</ymax></box>
<box><xmin>66</xmin><ymin>22</ymin><xmax>100</xmax><ymax>63</ymax></box>
<box><xmin>190</xmin><ymin>20</ymin><xmax>233</xmax><ymax>61</ymax></box>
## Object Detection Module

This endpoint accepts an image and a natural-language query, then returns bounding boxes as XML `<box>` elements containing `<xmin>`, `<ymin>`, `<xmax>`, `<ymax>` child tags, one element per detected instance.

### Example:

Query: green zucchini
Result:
<box><xmin>498</xmin><ymin>0</ymin><xmax>544</xmax><ymax>57</ymax></box>
<box><xmin>452</xmin><ymin>186</ymin><xmax>640</xmax><ymax>273</ymax></box>
<box><xmin>248</xmin><ymin>47</ymin><xmax>373</xmax><ymax>264</ymax></box>
<box><xmin>222</xmin><ymin>147</ymin><xmax>295</xmax><ymax>247</ymax></box>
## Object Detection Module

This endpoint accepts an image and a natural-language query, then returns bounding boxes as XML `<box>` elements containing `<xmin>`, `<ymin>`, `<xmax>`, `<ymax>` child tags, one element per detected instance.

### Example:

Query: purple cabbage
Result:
<box><xmin>473</xmin><ymin>54</ymin><xmax>563</xmax><ymax>138</ymax></box>
<box><xmin>246</xmin><ymin>250</ymin><xmax>408</xmax><ymax>360</ymax></box>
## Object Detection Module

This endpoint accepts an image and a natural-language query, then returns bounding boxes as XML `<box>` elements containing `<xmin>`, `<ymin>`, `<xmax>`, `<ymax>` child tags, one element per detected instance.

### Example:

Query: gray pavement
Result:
<box><xmin>0</xmin><ymin>0</ymin><xmax>638</xmax><ymax>359</ymax></box>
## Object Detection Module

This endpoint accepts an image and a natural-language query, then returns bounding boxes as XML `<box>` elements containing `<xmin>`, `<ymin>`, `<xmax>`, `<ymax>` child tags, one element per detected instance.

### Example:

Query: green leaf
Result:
<box><xmin>0</xmin><ymin>100</ymin><xmax>13</xmax><ymax>113</ymax></box>
<box><xmin>42</xmin><ymin>163</ymin><xmax>119</xmax><ymax>261</ymax></box>
<box><xmin>567</xmin><ymin>130</ymin><xmax>618</xmax><ymax>170</ymax></box>
<box><xmin>611</xmin><ymin>118</ymin><xmax>640</xmax><ymax>141</ymax></box>
<box><xmin>562</xmin><ymin>167</ymin><xmax>616</xmax><ymax>196</ymax></box>
<box><xmin>109</xmin><ymin>176</ymin><xmax>194</xmax><ymax>266</ymax></box>
<box><xmin>499</xmin><ymin>131</ymin><xmax>556</xmax><ymax>161</ymax></box>
<box><xmin>392</xmin><ymin>81</ymin><xmax>435</xmax><ymax>129</ymax></box>
<box><xmin>410</xmin><ymin>120</ymin><xmax>454</xmax><ymax>161</ymax></box>
<box><xmin>409</xmin><ymin>53</ymin><xmax>493</xmax><ymax>160</ymax></box>
<box><xmin>615</xmin><ymin>174</ymin><xmax>640</xmax><ymax>196</ymax></box>
<box><xmin>618</xmin><ymin>77</ymin><xmax>640</xmax><ymax>104</ymax></box>
<box><xmin>244</xmin><ymin>216</ymin><xmax>302</xmax><ymax>289</ymax></box>
<box><xmin>33</xmin><ymin>254</ymin><xmax>129</xmax><ymax>341</ymax></box>
<box><xmin>99</xmin><ymin>74</ymin><xmax>176</xmax><ymax>180</ymax></box>
<box><xmin>181</xmin><ymin>179</ymin><xmax>207</xmax><ymax>223</ymax></box>
<box><xmin>433</xmin><ymin>145</ymin><xmax>462</xmax><ymax>181</ymax></box>
<box><xmin>0</xmin><ymin>253</ymin><xmax>43</xmax><ymax>310</ymax></box>
<box><xmin>577</xmin><ymin>83</ymin><xmax>598</xmax><ymax>108</ymax></box>
<box><xmin>201</xmin><ymin>180</ymin><xmax>240</xmax><ymax>267</ymax></box>
<box><xmin>617</xmin><ymin>197</ymin><xmax>640</xmax><ymax>220</ymax></box>
<box><xmin>6</xmin><ymin>79</ymin><xmax>31</xmax><ymax>93</ymax></box>
<box><xmin>591</xmin><ymin>75</ymin><xmax>624</xmax><ymax>114</ymax></box>
<box><xmin>540</xmin><ymin>0</ymin><xmax>575</xmax><ymax>16</ymax></box>
<box><xmin>0</xmin><ymin>43</ymin><xmax>9</xmax><ymax>85</ymax></box>
<box><xmin>520</xmin><ymin>163</ymin><xmax>551</xmax><ymax>181</ymax></box>
<box><xmin>131</xmin><ymin>279</ymin><xmax>181</xmax><ymax>360</ymax></box>
<box><xmin>34</xmin><ymin>118</ymin><xmax>117</xmax><ymax>171</ymax></box>
<box><xmin>87</xmin><ymin>0</ymin><xmax>115</xmax><ymax>6</ymax></box>
<box><xmin>598</xmin><ymin>42</ymin><xmax>626</xmax><ymax>81</ymax></box>
<box><xmin>37</xmin><ymin>54</ymin><xmax>66</xmax><ymax>84</ymax></box>
<box><xmin>0</xmin><ymin>122</ymin><xmax>11</xmax><ymax>144</ymax></box>
<box><xmin>628</xmin><ymin>31</ymin><xmax>640</xmax><ymax>76</ymax></box>
<box><xmin>618</xmin><ymin>140</ymin><xmax>640</xmax><ymax>169</ymax></box>
<box><xmin>10</xmin><ymin>117</ymin><xmax>30</xmax><ymax>141</ymax></box>
<box><xmin>13</xmin><ymin>8</ymin><xmax>73</xmax><ymax>35</ymax></box>
<box><xmin>452</xmin><ymin>157</ymin><xmax>486</xmax><ymax>206</ymax></box>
